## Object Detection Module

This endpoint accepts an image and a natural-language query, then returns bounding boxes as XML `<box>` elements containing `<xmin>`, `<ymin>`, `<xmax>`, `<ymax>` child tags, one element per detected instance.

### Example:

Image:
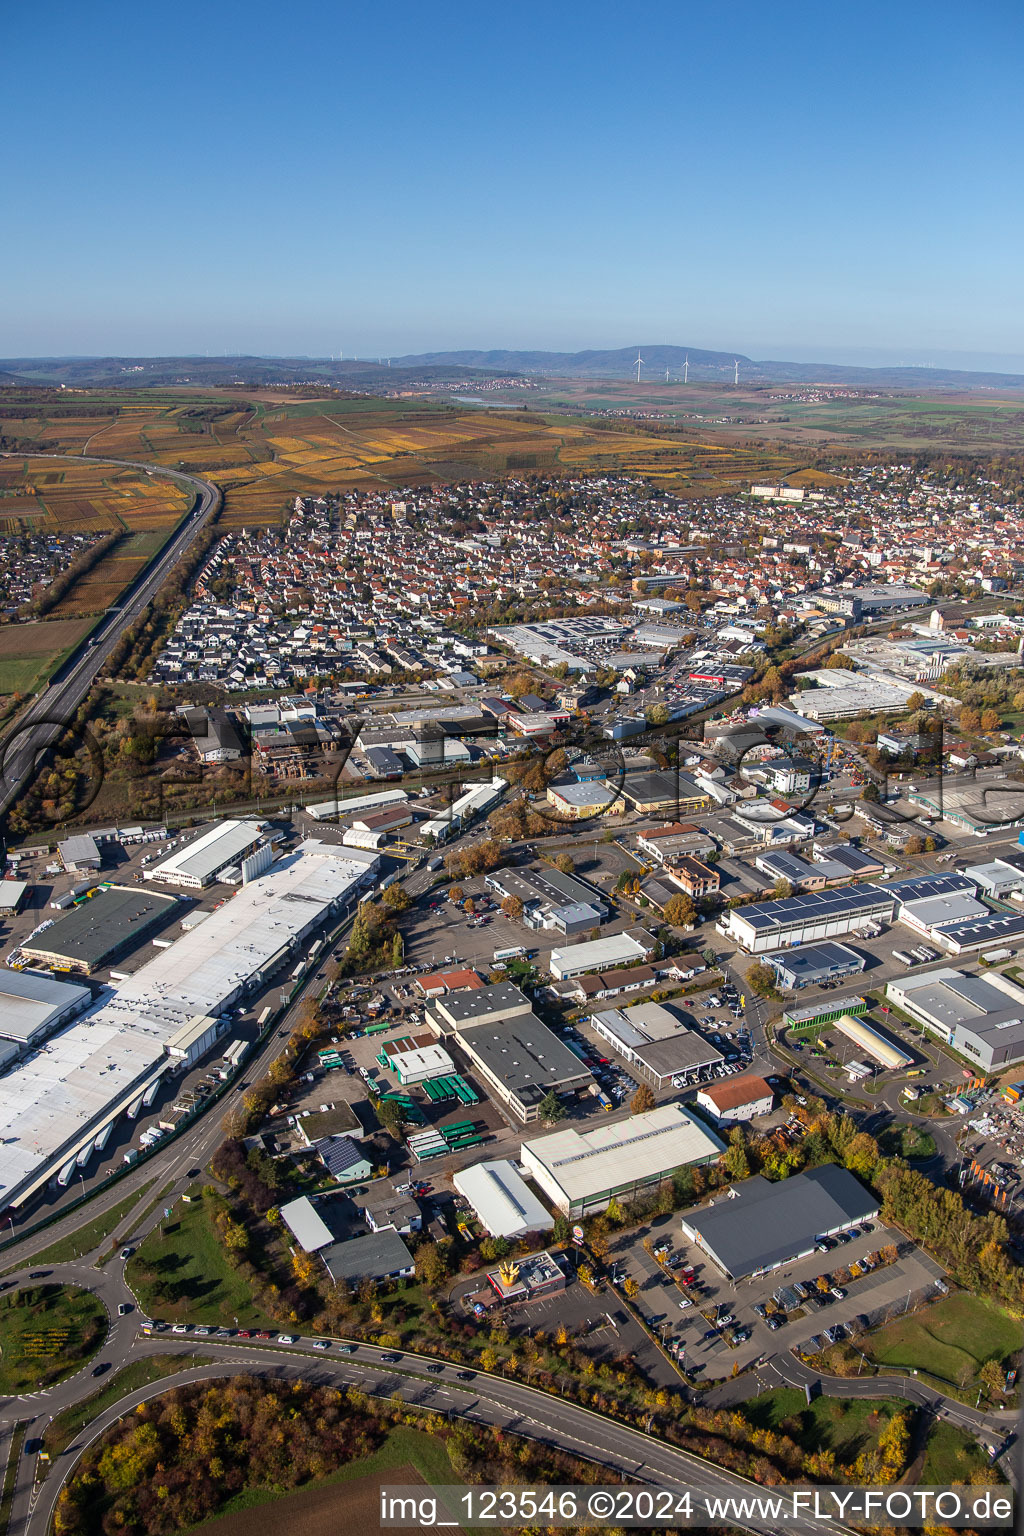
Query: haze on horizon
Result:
<box><xmin>4</xmin><ymin>0</ymin><xmax>1022</xmax><ymax>369</ymax></box>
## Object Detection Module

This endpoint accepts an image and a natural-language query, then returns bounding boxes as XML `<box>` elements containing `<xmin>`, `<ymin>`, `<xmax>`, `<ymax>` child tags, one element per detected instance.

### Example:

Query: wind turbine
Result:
<box><xmin>635</xmin><ymin>348</ymin><xmax>644</xmax><ymax>384</ymax></box>
<box><xmin>683</xmin><ymin>354</ymin><xmax>689</xmax><ymax>384</ymax></box>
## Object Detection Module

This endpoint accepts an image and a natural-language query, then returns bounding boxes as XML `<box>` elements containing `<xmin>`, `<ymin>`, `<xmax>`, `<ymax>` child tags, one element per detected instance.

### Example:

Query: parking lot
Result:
<box><xmin>605</xmin><ymin>1213</ymin><xmax>945</xmax><ymax>1375</ymax></box>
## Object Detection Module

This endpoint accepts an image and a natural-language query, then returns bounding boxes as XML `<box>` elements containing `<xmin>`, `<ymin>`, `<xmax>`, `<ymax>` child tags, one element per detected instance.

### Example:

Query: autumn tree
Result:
<box><xmin>662</xmin><ymin>892</ymin><xmax>696</xmax><ymax>926</ymax></box>
<box><xmin>501</xmin><ymin>894</ymin><xmax>524</xmax><ymax>920</ymax></box>
<box><xmin>630</xmin><ymin>1083</ymin><xmax>656</xmax><ymax>1115</ymax></box>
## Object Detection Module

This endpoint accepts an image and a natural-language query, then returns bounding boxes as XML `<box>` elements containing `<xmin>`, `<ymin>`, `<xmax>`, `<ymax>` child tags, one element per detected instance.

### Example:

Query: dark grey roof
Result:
<box><xmin>22</xmin><ymin>886</ymin><xmax>178</xmax><ymax>968</ymax></box>
<box><xmin>771</xmin><ymin>942</ymin><xmax>865</xmax><ymax>982</ymax></box>
<box><xmin>320</xmin><ymin>1228</ymin><xmax>415</xmax><ymax>1284</ymax></box>
<box><xmin>683</xmin><ymin>1166</ymin><xmax>879</xmax><ymax>1278</ymax></box>
<box><xmin>881</xmin><ymin>873</ymin><xmax>974</xmax><ymax>904</ymax></box>
<box><xmin>458</xmin><ymin>1015</ymin><xmax>592</xmax><ymax>1100</ymax></box>
<box><xmin>736</xmin><ymin>884</ymin><xmax>892</xmax><ymax>935</ymax></box>
<box><xmin>635</xmin><ymin>1035</ymin><xmax>723</xmax><ymax>1076</ymax></box>
<box><xmin>436</xmin><ymin>980</ymin><xmax>530</xmax><ymax>1024</ymax></box>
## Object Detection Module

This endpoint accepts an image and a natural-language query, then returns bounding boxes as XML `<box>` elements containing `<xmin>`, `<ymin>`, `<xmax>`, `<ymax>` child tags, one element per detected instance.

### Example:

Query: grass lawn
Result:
<box><xmin>864</xmin><ymin>1294</ymin><xmax>1022</xmax><ymax>1391</ymax></box>
<box><xmin>0</xmin><ymin>1284</ymin><xmax>106</xmax><ymax>1393</ymax></box>
<box><xmin>189</xmin><ymin>1425</ymin><xmax>467</xmax><ymax>1530</ymax></box>
<box><xmin>742</xmin><ymin>1388</ymin><xmax>907</xmax><ymax>1465</ymax></box>
<box><xmin>920</xmin><ymin>1419</ymin><xmax>993</xmax><ymax>1484</ymax></box>
<box><xmin>125</xmin><ymin>1195</ymin><xmax>273</xmax><ymax>1329</ymax></box>
<box><xmin>42</xmin><ymin>1353</ymin><xmax>207</xmax><ymax>1457</ymax></box>
<box><xmin>879</xmin><ymin>1122</ymin><xmax>937</xmax><ymax>1160</ymax></box>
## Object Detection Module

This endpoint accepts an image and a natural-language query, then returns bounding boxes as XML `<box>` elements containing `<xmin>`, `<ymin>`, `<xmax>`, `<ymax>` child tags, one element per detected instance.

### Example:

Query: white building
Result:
<box><xmin>384</xmin><ymin>1043</ymin><xmax>453</xmax><ymax>1086</ymax></box>
<box><xmin>696</xmin><ymin>1074</ymin><xmax>774</xmax><ymax>1124</ymax></box>
<box><xmin>453</xmin><ymin>1159</ymin><xmax>554</xmax><ymax>1239</ymax></box>
<box><xmin>716</xmin><ymin>886</ymin><xmax>896</xmax><ymax>955</ymax></box>
<box><xmin>0</xmin><ymin>840</ymin><xmax>379</xmax><ymax>1211</ymax></box>
<box><xmin>146</xmin><ymin>820</ymin><xmax>267</xmax><ymax>889</ymax></box>
<box><xmin>520</xmin><ymin>1102</ymin><xmax>724</xmax><ymax>1219</ymax></box>
<box><xmin>548</xmin><ymin>929</ymin><xmax>656</xmax><ymax>980</ymax></box>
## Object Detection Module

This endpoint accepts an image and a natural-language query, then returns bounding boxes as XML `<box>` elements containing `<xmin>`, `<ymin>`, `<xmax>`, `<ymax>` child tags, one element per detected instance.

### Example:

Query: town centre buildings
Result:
<box><xmin>0</xmin><ymin>839</ymin><xmax>379</xmax><ymax>1212</ymax></box>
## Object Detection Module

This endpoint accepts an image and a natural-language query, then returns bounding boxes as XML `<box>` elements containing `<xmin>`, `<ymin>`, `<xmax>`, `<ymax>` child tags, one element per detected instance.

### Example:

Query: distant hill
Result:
<box><xmin>3</xmin><ymin>349</ymin><xmax>1024</xmax><ymax>392</ymax></box>
<box><xmin>392</xmin><ymin>344</ymin><xmax>750</xmax><ymax>379</ymax></box>
<box><xmin>392</xmin><ymin>344</ymin><xmax>1024</xmax><ymax>390</ymax></box>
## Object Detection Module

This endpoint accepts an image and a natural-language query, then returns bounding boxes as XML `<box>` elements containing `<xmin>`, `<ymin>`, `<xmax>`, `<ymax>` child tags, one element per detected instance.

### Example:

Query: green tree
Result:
<box><xmin>538</xmin><ymin>1089</ymin><xmax>566</xmax><ymax>1122</ymax></box>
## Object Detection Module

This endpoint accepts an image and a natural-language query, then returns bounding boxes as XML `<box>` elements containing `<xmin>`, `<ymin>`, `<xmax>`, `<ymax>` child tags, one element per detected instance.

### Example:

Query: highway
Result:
<box><xmin>0</xmin><ymin>452</ymin><xmax>221</xmax><ymax>819</ymax></box>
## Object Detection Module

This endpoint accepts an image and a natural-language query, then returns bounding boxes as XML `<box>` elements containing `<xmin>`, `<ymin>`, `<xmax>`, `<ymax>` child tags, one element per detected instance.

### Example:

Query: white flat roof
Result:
<box><xmin>0</xmin><ymin>842</ymin><xmax>377</xmax><ymax>1207</ymax></box>
<box><xmin>390</xmin><ymin>1044</ymin><xmax>453</xmax><ymax>1076</ymax></box>
<box><xmin>549</xmin><ymin>931</ymin><xmax>653</xmax><ymax>975</ymax></box>
<box><xmin>522</xmin><ymin>1102</ymin><xmax>724</xmax><ymax>1200</ymax></box>
<box><xmin>0</xmin><ymin>969</ymin><xmax>92</xmax><ymax>1043</ymax></box>
<box><xmin>453</xmin><ymin>1159</ymin><xmax>554</xmax><ymax>1238</ymax></box>
<box><xmin>148</xmin><ymin>819</ymin><xmax>263</xmax><ymax>883</ymax></box>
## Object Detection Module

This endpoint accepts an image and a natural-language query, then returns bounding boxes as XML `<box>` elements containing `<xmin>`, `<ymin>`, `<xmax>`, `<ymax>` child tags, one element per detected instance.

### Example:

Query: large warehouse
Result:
<box><xmin>886</xmin><ymin>968</ymin><xmax>1024</xmax><ymax>1072</ymax></box>
<box><xmin>453</xmin><ymin>1158</ymin><xmax>554</xmax><ymax>1239</ymax></box>
<box><xmin>455</xmin><ymin>1013</ymin><xmax>592</xmax><ymax>1122</ymax></box>
<box><xmin>716</xmin><ymin>885</ymin><xmax>895</xmax><ymax>955</ymax></box>
<box><xmin>520</xmin><ymin>1103</ymin><xmax>725</xmax><ymax>1218</ymax></box>
<box><xmin>0</xmin><ymin>840</ymin><xmax>379</xmax><ymax>1211</ymax></box>
<box><xmin>682</xmin><ymin>1165</ymin><xmax>880</xmax><ymax>1279</ymax></box>
<box><xmin>21</xmin><ymin>886</ymin><xmax>180</xmax><ymax>974</ymax></box>
<box><xmin>145</xmin><ymin>819</ymin><xmax>267</xmax><ymax>889</ymax></box>
<box><xmin>0</xmin><ymin>969</ymin><xmax>93</xmax><ymax>1048</ymax></box>
<box><xmin>590</xmin><ymin>1001</ymin><xmax>723</xmax><ymax>1087</ymax></box>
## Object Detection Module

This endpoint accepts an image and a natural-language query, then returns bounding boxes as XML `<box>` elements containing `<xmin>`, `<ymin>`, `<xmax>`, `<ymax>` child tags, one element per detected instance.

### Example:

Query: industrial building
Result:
<box><xmin>280</xmin><ymin>1195</ymin><xmax>335</xmax><ymax>1252</ymax></box>
<box><xmin>681</xmin><ymin>1165</ymin><xmax>880</xmax><ymax>1279</ymax></box>
<box><xmin>0</xmin><ymin>880</ymin><xmax>28</xmax><ymax>916</ymax></box>
<box><xmin>716</xmin><ymin>885</ymin><xmax>895</xmax><ymax>955</ymax></box>
<box><xmin>419</xmin><ymin>777</ymin><xmax>506</xmax><ymax>843</ymax></box>
<box><xmin>453</xmin><ymin>1158</ymin><xmax>554</xmax><ymax>1238</ymax></box>
<box><xmin>619</xmin><ymin>771</ymin><xmax>712</xmax><ymax>816</ymax></box>
<box><xmin>145</xmin><ymin>819</ymin><xmax>267</xmax><ymax>889</ymax></box>
<box><xmin>484</xmin><ymin>865</ymin><xmax>608</xmax><ymax>934</ymax></box>
<box><xmin>696</xmin><ymin>1074</ymin><xmax>774</xmax><ymax>1124</ymax></box>
<box><xmin>590</xmin><ymin>1001</ymin><xmax>723</xmax><ymax>1087</ymax></box>
<box><xmin>320</xmin><ymin>1228</ymin><xmax>415</xmax><ymax>1285</ymax></box>
<box><xmin>768</xmin><ymin>941</ymin><xmax>866</xmax><ymax>991</ymax></box>
<box><xmin>377</xmin><ymin>1041</ymin><xmax>453</xmax><ymax>1086</ymax></box>
<box><xmin>831</xmin><ymin>1014</ymin><xmax>911</xmax><ymax>1070</ymax></box>
<box><xmin>886</xmin><ymin>968</ymin><xmax>1024</xmax><ymax>1072</ymax></box>
<box><xmin>0</xmin><ymin>840</ymin><xmax>379</xmax><ymax>1211</ymax></box>
<box><xmin>520</xmin><ymin>1102</ymin><xmax>725</xmax><ymax>1219</ymax></box>
<box><xmin>58</xmin><ymin>834</ymin><xmax>102</xmax><ymax>872</ymax></box>
<box><xmin>426</xmin><ymin>980</ymin><xmax>533</xmax><ymax>1037</ymax></box>
<box><xmin>548</xmin><ymin>929</ymin><xmax>656</xmax><ymax>980</ymax></box>
<box><xmin>0</xmin><ymin>969</ymin><xmax>93</xmax><ymax>1048</ymax></box>
<box><xmin>307</xmin><ymin>788</ymin><xmax>410</xmax><ymax>822</ymax></box>
<box><xmin>545</xmin><ymin>780</ymin><xmax>623</xmax><ymax>819</ymax></box>
<box><xmin>21</xmin><ymin>885</ymin><xmax>180</xmax><ymax>975</ymax></box>
<box><xmin>453</xmin><ymin>1012</ymin><xmax>591</xmax><ymax>1122</ymax></box>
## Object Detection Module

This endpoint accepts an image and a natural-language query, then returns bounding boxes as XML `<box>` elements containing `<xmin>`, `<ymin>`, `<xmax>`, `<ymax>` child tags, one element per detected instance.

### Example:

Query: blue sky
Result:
<box><xmin>4</xmin><ymin>1</ymin><xmax>1022</xmax><ymax>367</ymax></box>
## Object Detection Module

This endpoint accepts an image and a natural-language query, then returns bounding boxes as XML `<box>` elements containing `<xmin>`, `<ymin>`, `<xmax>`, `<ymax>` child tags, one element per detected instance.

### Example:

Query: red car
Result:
<box><xmin>237</xmin><ymin>1328</ymin><xmax>253</xmax><ymax>1338</ymax></box>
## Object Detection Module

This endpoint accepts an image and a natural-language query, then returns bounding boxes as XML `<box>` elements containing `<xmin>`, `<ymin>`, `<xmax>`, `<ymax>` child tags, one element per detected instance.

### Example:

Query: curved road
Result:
<box><xmin>0</xmin><ymin>452</ymin><xmax>221</xmax><ymax>817</ymax></box>
<box><xmin>7</xmin><ymin>1325</ymin><xmax>860</xmax><ymax>1536</ymax></box>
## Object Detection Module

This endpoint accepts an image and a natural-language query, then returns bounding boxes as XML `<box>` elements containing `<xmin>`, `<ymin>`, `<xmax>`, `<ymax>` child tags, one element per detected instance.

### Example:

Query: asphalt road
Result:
<box><xmin>10</xmin><ymin>1326</ymin><xmax>864</xmax><ymax>1536</ymax></box>
<box><xmin>0</xmin><ymin>452</ymin><xmax>221</xmax><ymax>818</ymax></box>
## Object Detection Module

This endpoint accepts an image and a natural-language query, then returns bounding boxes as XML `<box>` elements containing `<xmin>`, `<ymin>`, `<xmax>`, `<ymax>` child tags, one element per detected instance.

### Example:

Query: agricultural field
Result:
<box><xmin>520</xmin><ymin>378</ymin><xmax>1024</xmax><ymax>453</ymax></box>
<box><xmin>0</xmin><ymin>616</ymin><xmax>96</xmax><ymax>695</ymax></box>
<box><xmin>0</xmin><ymin>389</ymin><xmax>805</xmax><ymax>531</ymax></box>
